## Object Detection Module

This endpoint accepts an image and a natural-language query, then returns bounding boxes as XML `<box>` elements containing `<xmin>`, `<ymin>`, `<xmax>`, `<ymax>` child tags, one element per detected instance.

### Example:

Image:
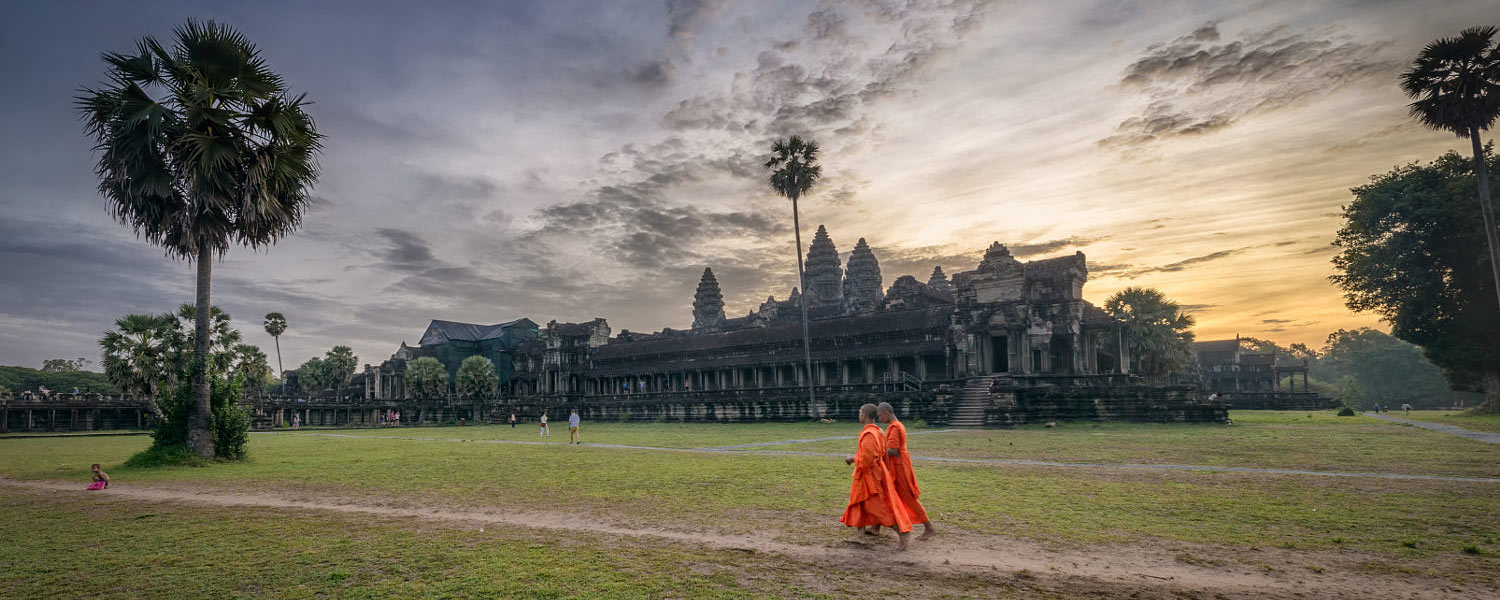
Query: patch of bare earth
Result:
<box><xmin>3</xmin><ymin>477</ymin><xmax>1488</xmax><ymax>599</ymax></box>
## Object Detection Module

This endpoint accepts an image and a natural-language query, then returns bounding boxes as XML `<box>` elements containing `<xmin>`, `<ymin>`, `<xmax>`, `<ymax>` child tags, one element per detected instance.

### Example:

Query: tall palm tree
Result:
<box><xmin>1402</xmin><ymin>25</ymin><xmax>1500</xmax><ymax>313</ymax></box>
<box><xmin>765</xmin><ymin>136</ymin><xmax>823</xmax><ymax>419</ymax></box>
<box><xmin>78</xmin><ymin>20</ymin><xmax>322</xmax><ymax>458</ymax></box>
<box><xmin>100</xmin><ymin>313</ymin><xmax>177</xmax><ymax>417</ymax></box>
<box><xmin>230</xmin><ymin>343</ymin><xmax>270</xmax><ymax>394</ymax></box>
<box><xmin>1104</xmin><ymin>287</ymin><xmax>1196</xmax><ymax>378</ymax></box>
<box><xmin>263</xmin><ymin>312</ymin><xmax>287</xmax><ymax>392</ymax></box>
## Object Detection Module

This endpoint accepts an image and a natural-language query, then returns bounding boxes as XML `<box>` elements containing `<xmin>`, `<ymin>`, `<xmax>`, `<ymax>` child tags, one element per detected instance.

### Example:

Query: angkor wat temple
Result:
<box><xmin>348</xmin><ymin>227</ymin><xmax>1223</xmax><ymax>427</ymax></box>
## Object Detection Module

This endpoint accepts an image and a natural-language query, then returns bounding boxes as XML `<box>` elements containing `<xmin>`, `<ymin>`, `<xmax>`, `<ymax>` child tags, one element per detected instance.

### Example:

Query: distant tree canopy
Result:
<box><xmin>41</xmin><ymin>358</ymin><xmax>92</xmax><ymax>372</ymax></box>
<box><xmin>296</xmin><ymin>356</ymin><xmax>327</xmax><ymax>396</ymax></box>
<box><xmin>1332</xmin><ymin>149</ymin><xmax>1500</xmax><ymax>410</ymax></box>
<box><xmin>406</xmin><ymin>357</ymin><xmax>448</xmax><ymax>399</ymax></box>
<box><xmin>1105</xmin><ymin>287</ymin><xmax>1196</xmax><ymax>377</ymax></box>
<box><xmin>293</xmin><ymin>346</ymin><xmax>358</xmax><ymax>398</ymax></box>
<box><xmin>1314</xmin><ymin>328</ymin><xmax>1452</xmax><ymax>409</ymax></box>
<box><xmin>0</xmin><ymin>365</ymin><xmax>117</xmax><ymax>395</ymax></box>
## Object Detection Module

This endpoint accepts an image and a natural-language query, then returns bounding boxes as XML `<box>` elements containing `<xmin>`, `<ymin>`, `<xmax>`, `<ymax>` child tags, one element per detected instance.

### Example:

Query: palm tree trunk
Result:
<box><xmin>187</xmin><ymin>246</ymin><xmax>216</xmax><ymax>459</ymax></box>
<box><xmin>273</xmin><ymin>336</ymin><xmax>283</xmax><ymax>396</ymax></box>
<box><xmin>791</xmin><ymin>193</ymin><xmax>820</xmax><ymax>419</ymax></box>
<box><xmin>1472</xmin><ymin>128</ymin><xmax>1500</xmax><ymax>319</ymax></box>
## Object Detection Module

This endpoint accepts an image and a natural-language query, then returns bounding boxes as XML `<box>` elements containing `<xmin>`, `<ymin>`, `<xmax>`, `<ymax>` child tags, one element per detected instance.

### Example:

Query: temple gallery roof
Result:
<box><xmin>1194</xmin><ymin>339</ymin><xmax>1240</xmax><ymax>354</ymax></box>
<box><xmin>593</xmin><ymin>306</ymin><xmax>954</xmax><ymax>360</ymax></box>
<box><xmin>418</xmin><ymin>318</ymin><xmax>539</xmax><ymax>347</ymax></box>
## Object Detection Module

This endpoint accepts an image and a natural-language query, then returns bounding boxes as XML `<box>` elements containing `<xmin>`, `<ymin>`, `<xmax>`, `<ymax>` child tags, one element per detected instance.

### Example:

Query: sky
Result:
<box><xmin>0</xmin><ymin>0</ymin><xmax>1493</xmax><ymax>372</ymax></box>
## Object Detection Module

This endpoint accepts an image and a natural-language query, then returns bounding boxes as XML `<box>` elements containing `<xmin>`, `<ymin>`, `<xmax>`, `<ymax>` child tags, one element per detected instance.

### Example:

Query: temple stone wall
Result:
<box><xmin>960</xmin><ymin>385</ymin><xmax>1227</xmax><ymax>427</ymax></box>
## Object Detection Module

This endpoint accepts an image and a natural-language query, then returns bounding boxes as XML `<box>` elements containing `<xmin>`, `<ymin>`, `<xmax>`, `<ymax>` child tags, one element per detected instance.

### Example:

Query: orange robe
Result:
<box><xmin>882</xmin><ymin>418</ymin><xmax>929</xmax><ymax>524</ymax></box>
<box><xmin>840</xmin><ymin>424</ymin><xmax>913</xmax><ymax>532</ymax></box>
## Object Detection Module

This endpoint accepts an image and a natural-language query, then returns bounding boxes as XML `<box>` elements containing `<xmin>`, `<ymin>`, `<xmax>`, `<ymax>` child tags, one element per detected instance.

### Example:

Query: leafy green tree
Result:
<box><xmin>1401</xmin><ymin>26</ymin><xmax>1500</xmax><ymax>314</ymax></box>
<box><xmin>1332</xmin><ymin>150</ymin><xmax>1500</xmax><ymax>410</ymax></box>
<box><xmin>296</xmin><ymin>356</ymin><xmax>327</xmax><ymax>396</ymax></box>
<box><xmin>766</xmin><ymin>135</ymin><xmax>823</xmax><ymax>418</ymax></box>
<box><xmin>322</xmin><ymin>346</ymin><xmax>358</xmax><ymax>399</ymax></box>
<box><xmin>457</xmin><ymin>355</ymin><xmax>499</xmax><ymax>423</ymax></box>
<box><xmin>100</xmin><ymin>313</ymin><xmax>178</xmax><ymax>416</ymax></box>
<box><xmin>1315</xmin><ymin>328</ymin><xmax>1451</xmax><ymax>409</ymax></box>
<box><xmin>405</xmin><ymin>357</ymin><xmax>448</xmax><ymax>399</ymax></box>
<box><xmin>457</xmin><ymin>355</ymin><xmax>499</xmax><ymax>399</ymax></box>
<box><xmin>79</xmin><ymin>19</ymin><xmax>323</xmax><ymax>458</ymax></box>
<box><xmin>173</xmin><ymin>304</ymin><xmax>241</xmax><ymax>375</ymax></box>
<box><xmin>1335</xmin><ymin>376</ymin><xmax>1366</xmax><ymax>411</ymax></box>
<box><xmin>1104</xmin><ymin>287</ymin><xmax>1196</xmax><ymax>377</ymax></box>
<box><xmin>230</xmin><ymin>344</ymin><xmax>270</xmax><ymax>394</ymax></box>
<box><xmin>263</xmin><ymin>312</ymin><xmax>287</xmax><ymax>390</ymax></box>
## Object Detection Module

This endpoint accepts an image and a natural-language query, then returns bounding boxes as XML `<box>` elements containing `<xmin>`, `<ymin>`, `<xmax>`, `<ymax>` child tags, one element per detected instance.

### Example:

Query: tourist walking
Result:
<box><xmin>1402</xmin><ymin>403</ymin><xmax>1412</xmax><ymax>416</ymax></box>
<box><xmin>540</xmin><ymin>412</ymin><xmax>550</xmax><ymax>437</ymax></box>
<box><xmin>509</xmin><ymin>412</ymin><xmax>517</xmax><ymax>428</ymax></box>
<box><xmin>569</xmin><ymin>409</ymin><xmax>581</xmax><ymax>444</ymax></box>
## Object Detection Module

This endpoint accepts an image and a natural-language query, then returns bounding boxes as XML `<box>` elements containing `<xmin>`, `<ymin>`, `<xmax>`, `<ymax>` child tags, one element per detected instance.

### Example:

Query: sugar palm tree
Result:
<box><xmin>765</xmin><ymin>136</ymin><xmax>823</xmax><ymax>419</ymax></box>
<box><xmin>78</xmin><ymin>20</ymin><xmax>322</xmax><ymax>458</ymax></box>
<box><xmin>263</xmin><ymin>312</ymin><xmax>287</xmax><ymax>392</ymax></box>
<box><xmin>1402</xmin><ymin>25</ymin><xmax>1500</xmax><ymax>313</ymax></box>
<box><xmin>1104</xmin><ymin>287</ymin><xmax>1196</xmax><ymax>378</ymax></box>
<box><xmin>100</xmin><ymin>313</ymin><xmax>177</xmax><ymax>417</ymax></box>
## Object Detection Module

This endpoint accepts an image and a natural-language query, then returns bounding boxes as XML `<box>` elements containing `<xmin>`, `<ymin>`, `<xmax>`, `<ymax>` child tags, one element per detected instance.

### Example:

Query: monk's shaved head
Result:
<box><xmin>859</xmin><ymin>403</ymin><xmax>879</xmax><ymax>422</ymax></box>
<box><xmin>877</xmin><ymin>402</ymin><xmax>894</xmax><ymax>415</ymax></box>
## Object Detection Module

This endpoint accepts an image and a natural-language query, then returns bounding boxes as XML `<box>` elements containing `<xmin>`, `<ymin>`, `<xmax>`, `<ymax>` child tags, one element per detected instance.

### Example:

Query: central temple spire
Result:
<box><xmin>691</xmin><ymin>267</ymin><xmax>726</xmax><ymax>332</ymax></box>
<box><xmin>803</xmin><ymin>225</ymin><xmax>842</xmax><ymax>309</ymax></box>
<box><xmin>843</xmin><ymin>237</ymin><xmax>883</xmax><ymax>314</ymax></box>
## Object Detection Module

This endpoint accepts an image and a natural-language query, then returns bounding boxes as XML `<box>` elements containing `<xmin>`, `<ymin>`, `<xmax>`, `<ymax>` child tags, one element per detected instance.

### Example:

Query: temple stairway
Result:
<box><xmin>949</xmin><ymin>376</ymin><xmax>994</xmax><ymax>428</ymax></box>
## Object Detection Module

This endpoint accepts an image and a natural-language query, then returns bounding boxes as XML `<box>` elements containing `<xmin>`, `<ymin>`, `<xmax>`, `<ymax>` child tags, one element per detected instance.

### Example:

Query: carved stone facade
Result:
<box><xmin>361</xmin><ymin>232</ymin><xmax>1135</xmax><ymax>404</ymax></box>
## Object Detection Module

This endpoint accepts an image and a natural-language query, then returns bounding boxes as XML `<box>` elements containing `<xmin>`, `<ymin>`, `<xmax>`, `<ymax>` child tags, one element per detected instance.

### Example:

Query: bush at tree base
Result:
<box><xmin>128</xmin><ymin>368</ymin><xmax>250</xmax><ymax>464</ymax></box>
<box><xmin>1337</xmin><ymin>406</ymin><xmax>1357</xmax><ymax>417</ymax></box>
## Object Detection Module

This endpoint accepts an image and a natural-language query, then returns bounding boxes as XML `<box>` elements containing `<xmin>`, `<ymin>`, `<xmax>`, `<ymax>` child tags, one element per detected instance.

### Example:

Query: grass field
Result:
<box><xmin>2</xmin><ymin>410</ymin><xmax>1497</xmax><ymax>598</ymax></box>
<box><xmin>1390</xmin><ymin>410</ymin><xmax>1500</xmax><ymax>434</ymax></box>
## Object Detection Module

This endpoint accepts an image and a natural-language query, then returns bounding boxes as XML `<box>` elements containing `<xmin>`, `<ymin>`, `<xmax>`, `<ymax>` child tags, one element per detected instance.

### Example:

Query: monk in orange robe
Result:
<box><xmin>878</xmin><ymin>402</ymin><xmax>936</xmax><ymax>540</ymax></box>
<box><xmin>841</xmin><ymin>403</ymin><xmax>913</xmax><ymax>550</ymax></box>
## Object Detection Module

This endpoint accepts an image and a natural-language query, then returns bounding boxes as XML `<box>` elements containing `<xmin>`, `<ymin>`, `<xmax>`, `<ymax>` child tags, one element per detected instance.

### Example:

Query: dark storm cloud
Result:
<box><xmin>1100</xmin><ymin>22</ymin><xmax>1398</xmax><ymax>149</ymax></box>
<box><xmin>373</xmin><ymin>228</ymin><xmax>439</xmax><ymax>271</ymax></box>
<box><xmin>1007</xmin><ymin>236</ymin><xmax>1104</xmax><ymax>258</ymax></box>
<box><xmin>1121</xmin><ymin>247</ymin><xmax>1248</xmax><ymax>278</ymax></box>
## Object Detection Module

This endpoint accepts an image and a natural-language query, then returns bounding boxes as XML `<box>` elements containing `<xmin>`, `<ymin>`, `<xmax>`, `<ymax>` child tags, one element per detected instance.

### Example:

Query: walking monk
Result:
<box><xmin>841</xmin><ymin>403</ymin><xmax>913</xmax><ymax>550</ymax></box>
<box><xmin>878</xmin><ymin>402</ymin><xmax>937</xmax><ymax>540</ymax></box>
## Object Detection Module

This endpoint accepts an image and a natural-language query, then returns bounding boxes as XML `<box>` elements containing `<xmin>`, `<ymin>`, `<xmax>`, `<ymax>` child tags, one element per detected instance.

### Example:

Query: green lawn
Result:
<box><xmin>1390</xmin><ymin>410</ymin><xmax>1500</xmax><ymax>434</ymax></box>
<box><xmin>750</xmin><ymin>411</ymin><xmax>1500</xmax><ymax>477</ymax></box>
<box><xmin>304</xmin><ymin>420</ymin><xmax>870</xmax><ymax>448</ymax></box>
<box><xmin>0</xmin><ymin>489</ymin><xmax>1019</xmax><ymax>599</ymax></box>
<box><xmin>2</xmin><ymin>416</ymin><xmax>1496</xmax><ymax>558</ymax></box>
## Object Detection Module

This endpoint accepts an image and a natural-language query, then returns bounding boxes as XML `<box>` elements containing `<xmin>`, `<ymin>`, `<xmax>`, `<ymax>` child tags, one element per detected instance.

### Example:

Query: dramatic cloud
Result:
<box><xmin>1100</xmin><ymin>22</ymin><xmax>1399</xmax><ymax>149</ymax></box>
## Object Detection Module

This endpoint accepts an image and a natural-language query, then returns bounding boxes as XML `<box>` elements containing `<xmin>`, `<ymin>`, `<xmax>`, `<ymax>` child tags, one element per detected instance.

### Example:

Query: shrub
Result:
<box><xmin>1336</xmin><ymin>406</ymin><xmax>1356</xmax><ymax>417</ymax></box>
<box><xmin>128</xmin><ymin>366</ymin><xmax>250</xmax><ymax>465</ymax></box>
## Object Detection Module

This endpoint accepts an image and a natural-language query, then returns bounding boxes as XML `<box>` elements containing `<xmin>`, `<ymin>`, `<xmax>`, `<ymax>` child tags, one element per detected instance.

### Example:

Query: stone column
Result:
<box><xmin>840</xmin><ymin>361</ymin><xmax>850</xmax><ymax>385</ymax></box>
<box><xmin>915</xmin><ymin>355</ymin><xmax>927</xmax><ymax>380</ymax></box>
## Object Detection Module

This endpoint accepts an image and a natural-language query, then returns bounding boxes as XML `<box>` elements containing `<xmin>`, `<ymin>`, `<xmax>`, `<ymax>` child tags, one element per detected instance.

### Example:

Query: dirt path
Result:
<box><xmin>1367</xmin><ymin>413</ymin><xmax>1500</xmax><ymax>444</ymax></box>
<box><xmin>2</xmin><ymin>477</ymin><xmax>1480</xmax><ymax>599</ymax></box>
<box><xmin>279</xmin><ymin>431</ymin><xmax>1500</xmax><ymax>483</ymax></box>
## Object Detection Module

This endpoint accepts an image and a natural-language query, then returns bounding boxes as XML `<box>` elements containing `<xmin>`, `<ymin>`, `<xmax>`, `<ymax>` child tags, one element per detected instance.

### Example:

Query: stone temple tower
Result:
<box><xmin>842</xmin><ymin>238</ymin><xmax>883</xmax><ymax>314</ymax></box>
<box><xmin>692</xmin><ymin>267</ymin><xmax>726</xmax><ymax>332</ymax></box>
<box><xmin>927</xmin><ymin>266</ymin><xmax>950</xmax><ymax>294</ymax></box>
<box><xmin>803</xmin><ymin>225</ymin><xmax>843</xmax><ymax>309</ymax></box>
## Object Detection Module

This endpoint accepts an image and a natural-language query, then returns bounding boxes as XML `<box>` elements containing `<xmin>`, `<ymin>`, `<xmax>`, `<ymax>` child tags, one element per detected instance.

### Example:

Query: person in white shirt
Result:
<box><xmin>540</xmin><ymin>412</ymin><xmax>550</xmax><ymax>437</ymax></box>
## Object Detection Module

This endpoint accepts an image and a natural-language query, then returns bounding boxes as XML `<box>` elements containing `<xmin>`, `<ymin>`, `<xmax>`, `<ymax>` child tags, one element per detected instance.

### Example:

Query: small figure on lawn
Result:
<box><xmin>86</xmin><ymin>463</ymin><xmax>109</xmax><ymax>490</ymax></box>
